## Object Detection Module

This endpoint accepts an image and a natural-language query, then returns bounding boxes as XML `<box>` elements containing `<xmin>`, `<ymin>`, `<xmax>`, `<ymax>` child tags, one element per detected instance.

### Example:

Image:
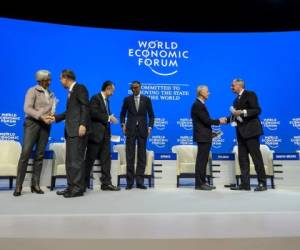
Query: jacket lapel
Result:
<box><xmin>138</xmin><ymin>95</ymin><xmax>144</xmax><ymax>112</ymax></box>
<box><xmin>97</xmin><ymin>93</ymin><xmax>109</xmax><ymax>115</ymax></box>
<box><xmin>197</xmin><ymin>99</ymin><xmax>207</xmax><ymax>112</ymax></box>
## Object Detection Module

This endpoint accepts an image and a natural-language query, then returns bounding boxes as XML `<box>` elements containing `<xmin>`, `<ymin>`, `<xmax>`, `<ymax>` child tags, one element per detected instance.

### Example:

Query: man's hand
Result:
<box><xmin>109</xmin><ymin>114</ymin><xmax>119</xmax><ymax>124</ymax></box>
<box><xmin>148</xmin><ymin>127</ymin><xmax>152</xmax><ymax>136</ymax></box>
<box><xmin>79</xmin><ymin>125</ymin><xmax>86</xmax><ymax>137</ymax></box>
<box><xmin>233</xmin><ymin>110</ymin><xmax>242</xmax><ymax>117</ymax></box>
<box><xmin>40</xmin><ymin>114</ymin><xmax>54</xmax><ymax>125</ymax></box>
<box><xmin>219</xmin><ymin>117</ymin><xmax>227</xmax><ymax>124</ymax></box>
<box><xmin>122</xmin><ymin>124</ymin><xmax>126</xmax><ymax>135</ymax></box>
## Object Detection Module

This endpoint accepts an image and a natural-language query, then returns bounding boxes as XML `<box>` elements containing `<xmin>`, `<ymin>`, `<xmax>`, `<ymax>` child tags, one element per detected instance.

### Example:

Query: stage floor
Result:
<box><xmin>1</xmin><ymin>187</ymin><xmax>300</xmax><ymax>249</ymax></box>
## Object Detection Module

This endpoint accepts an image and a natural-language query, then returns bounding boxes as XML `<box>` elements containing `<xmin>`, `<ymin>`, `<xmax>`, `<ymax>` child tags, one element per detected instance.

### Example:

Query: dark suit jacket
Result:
<box><xmin>191</xmin><ymin>99</ymin><xmax>220</xmax><ymax>143</ymax></box>
<box><xmin>55</xmin><ymin>83</ymin><xmax>89</xmax><ymax>137</ymax></box>
<box><xmin>230</xmin><ymin>90</ymin><xmax>263</xmax><ymax>139</ymax></box>
<box><xmin>88</xmin><ymin>93</ymin><xmax>110</xmax><ymax>144</ymax></box>
<box><xmin>120</xmin><ymin>95</ymin><xmax>155</xmax><ymax>137</ymax></box>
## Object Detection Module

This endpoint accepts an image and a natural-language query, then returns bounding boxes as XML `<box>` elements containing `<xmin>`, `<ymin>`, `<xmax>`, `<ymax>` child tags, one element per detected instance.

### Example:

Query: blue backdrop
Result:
<box><xmin>0</xmin><ymin>17</ymin><xmax>299</xmax><ymax>154</ymax></box>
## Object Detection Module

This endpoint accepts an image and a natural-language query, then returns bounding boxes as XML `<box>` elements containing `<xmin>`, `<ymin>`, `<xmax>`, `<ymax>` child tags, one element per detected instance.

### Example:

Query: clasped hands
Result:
<box><xmin>40</xmin><ymin>112</ymin><xmax>87</xmax><ymax>137</ymax></box>
<box><xmin>232</xmin><ymin>110</ymin><xmax>243</xmax><ymax>117</ymax></box>
<box><xmin>109</xmin><ymin>114</ymin><xmax>119</xmax><ymax>125</ymax></box>
<box><xmin>40</xmin><ymin>112</ymin><xmax>55</xmax><ymax>125</ymax></box>
<box><xmin>219</xmin><ymin>117</ymin><xmax>227</xmax><ymax>124</ymax></box>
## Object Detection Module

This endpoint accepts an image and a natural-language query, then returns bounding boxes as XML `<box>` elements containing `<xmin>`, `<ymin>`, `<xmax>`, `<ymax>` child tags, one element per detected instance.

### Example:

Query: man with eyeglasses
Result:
<box><xmin>54</xmin><ymin>69</ymin><xmax>90</xmax><ymax>198</ymax></box>
<box><xmin>85</xmin><ymin>80</ymin><xmax>120</xmax><ymax>191</ymax></box>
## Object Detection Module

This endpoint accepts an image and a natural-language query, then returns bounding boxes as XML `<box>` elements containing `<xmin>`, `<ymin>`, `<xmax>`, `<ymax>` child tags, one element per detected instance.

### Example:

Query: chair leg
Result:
<box><xmin>236</xmin><ymin>176</ymin><xmax>239</xmax><ymax>186</ymax></box>
<box><xmin>177</xmin><ymin>176</ymin><xmax>179</xmax><ymax>188</ymax></box>
<box><xmin>117</xmin><ymin>176</ymin><xmax>120</xmax><ymax>187</ymax></box>
<box><xmin>271</xmin><ymin>176</ymin><xmax>275</xmax><ymax>189</ymax></box>
<box><xmin>207</xmin><ymin>176</ymin><xmax>211</xmax><ymax>185</ymax></box>
<box><xmin>9</xmin><ymin>177</ymin><xmax>13</xmax><ymax>189</ymax></box>
<box><xmin>50</xmin><ymin>176</ymin><xmax>55</xmax><ymax>191</ymax></box>
<box><xmin>148</xmin><ymin>176</ymin><xmax>152</xmax><ymax>187</ymax></box>
<box><xmin>87</xmin><ymin>177</ymin><xmax>91</xmax><ymax>189</ymax></box>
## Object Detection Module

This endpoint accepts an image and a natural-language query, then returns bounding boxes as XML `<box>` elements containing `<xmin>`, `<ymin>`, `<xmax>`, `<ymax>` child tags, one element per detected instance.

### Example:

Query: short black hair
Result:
<box><xmin>101</xmin><ymin>80</ymin><xmax>114</xmax><ymax>91</ymax></box>
<box><xmin>61</xmin><ymin>69</ymin><xmax>76</xmax><ymax>81</ymax></box>
<box><xmin>131</xmin><ymin>80</ymin><xmax>141</xmax><ymax>86</ymax></box>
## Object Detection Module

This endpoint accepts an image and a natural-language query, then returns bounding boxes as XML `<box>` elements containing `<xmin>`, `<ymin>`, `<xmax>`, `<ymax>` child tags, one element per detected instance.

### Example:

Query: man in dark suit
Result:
<box><xmin>120</xmin><ymin>80</ymin><xmax>155</xmax><ymax>190</ymax></box>
<box><xmin>54</xmin><ymin>69</ymin><xmax>89</xmax><ymax>198</ymax></box>
<box><xmin>191</xmin><ymin>85</ymin><xmax>226</xmax><ymax>190</ymax></box>
<box><xmin>228</xmin><ymin>78</ymin><xmax>267</xmax><ymax>192</ymax></box>
<box><xmin>85</xmin><ymin>81</ymin><xmax>120</xmax><ymax>191</ymax></box>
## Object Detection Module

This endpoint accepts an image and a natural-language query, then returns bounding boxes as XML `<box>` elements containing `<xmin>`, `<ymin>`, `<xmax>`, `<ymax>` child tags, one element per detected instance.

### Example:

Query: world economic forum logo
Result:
<box><xmin>128</xmin><ymin>40</ymin><xmax>189</xmax><ymax>76</ymax></box>
<box><xmin>212</xmin><ymin>126</ymin><xmax>224</xmax><ymax>149</ymax></box>
<box><xmin>177</xmin><ymin>136</ymin><xmax>193</xmax><ymax>145</ymax></box>
<box><xmin>262</xmin><ymin>135</ymin><xmax>282</xmax><ymax>149</ymax></box>
<box><xmin>154</xmin><ymin>118</ymin><xmax>168</xmax><ymax>131</ymax></box>
<box><xmin>0</xmin><ymin>113</ymin><xmax>21</xmax><ymax>127</ymax></box>
<box><xmin>289</xmin><ymin>118</ymin><xmax>300</xmax><ymax>130</ymax></box>
<box><xmin>177</xmin><ymin>118</ymin><xmax>193</xmax><ymax>130</ymax></box>
<box><xmin>291</xmin><ymin>136</ymin><xmax>300</xmax><ymax>147</ymax></box>
<box><xmin>149</xmin><ymin>135</ymin><xmax>168</xmax><ymax>148</ymax></box>
<box><xmin>212</xmin><ymin>137</ymin><xmax>225</xmax><ymax>149</ymax></box>
<box><xmin>0</xmin><ymin>132</ymin><xmax>19</xmax><ymax>141</ymax></box>
<box><xmin>262</xmin><ymin>118</ymin><xmax>280</xmax><ymax>131</ymax></box>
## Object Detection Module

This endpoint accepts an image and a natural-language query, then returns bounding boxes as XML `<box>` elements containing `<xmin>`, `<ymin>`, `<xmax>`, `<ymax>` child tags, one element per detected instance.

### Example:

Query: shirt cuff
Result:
<box><xmin>243</xmin><ymin>109</ymin><xmax>247</xmax><ymax>117</ymax></box>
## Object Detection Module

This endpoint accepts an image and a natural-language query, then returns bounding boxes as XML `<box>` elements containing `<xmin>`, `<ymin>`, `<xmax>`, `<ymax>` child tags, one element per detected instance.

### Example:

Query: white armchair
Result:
<box><xmin>232</xmin><ymin>144</ymin><xmax>275</xmax><ymax>188</ymax></box>
<box><xmin>113</xmin><ymin>144</ymin><xmax>155</xmax><ymax>187</ymax></box>
<box><xmin>0</xmin><ymin>140</ymin><xmax>22</xmax><ymax>189</ymax></box>
<box><xmin>49</xmin><ymin>142</ymin><xmax>66</xmax><ymax>190</ymax></box>
<box><xmin>171</xmin><ymin>145</ymin><xmax>212</xmax><ymax>187</ymax></box>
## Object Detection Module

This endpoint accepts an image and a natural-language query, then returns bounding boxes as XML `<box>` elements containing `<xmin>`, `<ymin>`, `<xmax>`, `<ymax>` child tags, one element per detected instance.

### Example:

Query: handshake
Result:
<box><xmin>219</xmin><ymin>117</ymin><xmax>227</xmax><ymax>124</ymax></box>
<box><xmin>40</xmin><ymin>113</ymin><xmax>55</xmax><ymax>125</ymax></box>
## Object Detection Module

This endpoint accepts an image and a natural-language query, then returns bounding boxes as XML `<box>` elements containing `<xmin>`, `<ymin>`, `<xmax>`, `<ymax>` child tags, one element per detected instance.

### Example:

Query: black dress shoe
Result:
<box><xmin>56</xmin><ymin>188</ymin><xmax>70</xmax><ymax>195</ymax></box>
<box><xmin>195</xmin><ymin>184</ymin><xmax>213</xmax><ymax>191</ymax></box>
<box><xmin>125</xmin><ymin>185</ymin><xmax>133</xmax><ymax>190</ymax></box>
<box><xmin>13</xmin><ymin>186</ymin><xmax>22</xmax><ymax>197</ymax></box>
<box><xmin>63</xmin><ymin>191</ymin><xmax>84</xmax><ymax>198</ymax></box>
<box><xmin>101</xmin><ymin>184</ymin><xmax>121</xmax><ymax>191</ymax></box>
<box><xmin>230</xmin><ymin>185</ymin><xmax>251</xmax><ymax>191</ymax></box>
<box><xmin>31</xmin><ymin>185</ymin><xmax>44</xmax><ymax>194</ymax></box>
<box><xmin>254</xmin><ymin>184</ymin><xmax>267</xmax><ymax>192</ymax></box>
<box><xmin>136</xmin><ymin>184</ymin><xmax>147</xmax><ymax>189</ymax></box>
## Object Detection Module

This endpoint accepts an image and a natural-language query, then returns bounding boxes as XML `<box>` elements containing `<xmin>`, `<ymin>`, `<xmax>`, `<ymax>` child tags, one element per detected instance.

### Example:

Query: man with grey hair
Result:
<box><xmin>14</xmin><ymin>70</ymin><xmax>55</xmax><ymax>196</ymax></box>
<box><xmin>191</xmin><ymin>85</ymin><xmax>226</xmax><ymax>190</ymax></box>
<box><xmin>228</xmin><ymin>78</ymin><xmax>267</xmax><ymax>191</ymax></box>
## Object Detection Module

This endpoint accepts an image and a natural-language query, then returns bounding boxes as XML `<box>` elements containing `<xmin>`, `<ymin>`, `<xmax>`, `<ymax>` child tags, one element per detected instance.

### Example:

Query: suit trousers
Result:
<box><xmin>126</xmin><ymin>127</ymin><xmax>147</xmax><ymax>186</ymax></box>
<box><xmin>195</xmin><ymin>142</ymin><xmax>211</xmax><ymax>186</ymax></box>
<box><xmin>237</xmin><ymin>130</ymin><xmax>266</xmax><ymax>187</ymax></box>
<box><xmin>16</xmin><ymin>118</ymin><xmax>50</xmax><ymax>187</ymax></box>
<box><xmin>85</xmin><ymin>135</ymin><xmax>112</xmax><ymax>187</ymax></box>
<box><xmin>65</xmin><ymin>134</ymin><xmax>87</xmax><ymax>192</ymax></box>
